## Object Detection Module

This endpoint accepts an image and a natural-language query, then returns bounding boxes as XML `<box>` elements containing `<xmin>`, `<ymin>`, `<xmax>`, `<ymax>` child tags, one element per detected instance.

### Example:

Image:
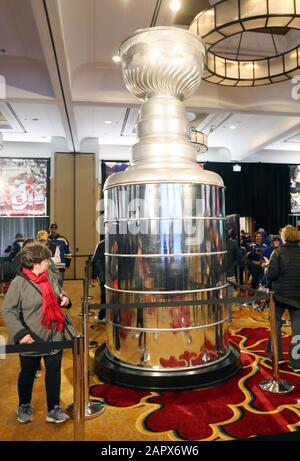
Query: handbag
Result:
<box><xmin>63</xmin><ymin>314</ymin><xmax>77</xmax><ymax>340</ymax></box>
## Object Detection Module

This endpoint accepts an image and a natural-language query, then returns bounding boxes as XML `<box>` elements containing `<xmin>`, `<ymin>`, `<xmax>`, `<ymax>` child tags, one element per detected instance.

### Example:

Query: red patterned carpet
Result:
<box><xmin>90</xmin><ymin>327</ymin><xmax>300</xmax><ymax>441</ymax></box>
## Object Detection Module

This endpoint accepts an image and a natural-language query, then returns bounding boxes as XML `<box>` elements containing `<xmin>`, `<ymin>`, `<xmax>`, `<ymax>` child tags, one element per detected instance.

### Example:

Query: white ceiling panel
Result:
<box><xmin>9</xmin><ymin>102</ymin><xmax>66</xmax><ymax>137</ymax></box>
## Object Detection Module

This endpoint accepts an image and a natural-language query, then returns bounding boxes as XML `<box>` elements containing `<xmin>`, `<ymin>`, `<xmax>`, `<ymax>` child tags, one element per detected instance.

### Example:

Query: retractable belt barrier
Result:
<box><xmin>87</xmin><ymin>271</ymin><xmax>295</xmax><ymax>395</ymax></box>
<box><xmin>3</xmin><ymin>335</ymin><xmax>85</xmax><ymax>441</ymax></box>
<box><xmin>73</xmin><ymin>259</ymin><xmax>105</xmax><ymax>420</ymax></box>
<box><xmin>4</xmin><ymin>340</ymin><xmax>73</xmax><ymax>354</ymax></box>
<box><xmin>87</xmin><ymin>279</ymin><xmax>269</xmax><ymax>311</ymax></box>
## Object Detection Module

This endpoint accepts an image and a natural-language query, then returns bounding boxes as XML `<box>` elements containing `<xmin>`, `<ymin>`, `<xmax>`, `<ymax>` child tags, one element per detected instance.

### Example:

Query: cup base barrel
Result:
<box><xmin>94</xmin><ymin>343</ymin><xmax>241</xmax><ymax>391</ymax></box>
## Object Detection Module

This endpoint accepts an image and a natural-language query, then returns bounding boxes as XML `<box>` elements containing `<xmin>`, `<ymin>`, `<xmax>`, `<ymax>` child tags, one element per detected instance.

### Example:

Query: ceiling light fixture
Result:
<box><xmin>230</xmin><ymin>125</ymin><xmax>236</xmax><ymax>130</ymax></box>
<box><xmin>189</xmin><ymin>0</ymin><xmax>300</xmax><ymax>86</ymax></box>
<box><xmin>105</xmin><ymin>120</ymin><xmax>112</xmax><ymax>124</ymax></box>
<box><xmin>169</xmin><ymin>0</ymin><xmax>181</xmax><ymax>13</ymax></box>
<box><xmin>112</xmin><ymin>55</ymin><xmax>121</xmax><ymax>63</ymax></box>
<box><xmin>190</xmin><ymin>128</ymin><xmax>208</xmax><ymax>153</ymax></box>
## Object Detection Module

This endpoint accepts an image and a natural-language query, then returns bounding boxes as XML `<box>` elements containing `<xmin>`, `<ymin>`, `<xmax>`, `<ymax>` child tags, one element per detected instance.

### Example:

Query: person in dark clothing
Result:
<box><xmin>10</xmin><ymin>238</ymin><xmax>35</xmax><ymax>277</ymax></box>
<box><xmin>266</xmin><ymin>225</ymin><xmax>300</xmax><ymax>371</ymax></box>
<box><xmin>247</xmin><ymin>231</ymin><xmax>267</xmax><ymax>288</ymax></box>
<box><xmin>240</xmin><ymin>230</ymin><xmax>251</xmax><ymax>250</ymax></box>
<box><xmin>8</xmin><ymin>233</ymin><xmax>24</xmax><ymax>261</ymax></box>
<box><xmin>225</xmin><ymin>234</ymin><xmax>240</xmax><ymax>322</ymax></box>
<box><xmin>91</xmin><ymin>240</ymin><xmax>106</xmax><ymax>322</ymax></box>
<box><xmin>48</xmin><ymin>224</ymin><xmax>72</xmax><ymax>287</ymax></box>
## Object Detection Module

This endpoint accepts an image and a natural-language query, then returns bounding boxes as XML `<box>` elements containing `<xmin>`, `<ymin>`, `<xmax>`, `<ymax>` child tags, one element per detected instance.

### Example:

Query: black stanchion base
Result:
<box><xmin>93</xmin><ymin>343</ymin><xmax>241</xmax><ymax>391</ymax></box>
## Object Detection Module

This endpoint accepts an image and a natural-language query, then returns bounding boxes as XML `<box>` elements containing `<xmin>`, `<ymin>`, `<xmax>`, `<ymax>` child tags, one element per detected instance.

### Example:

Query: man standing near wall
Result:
<box><xmin>91</xmin><ymin>239</ymin><xmax>106</xmax><ymax>323</ymax></box>
<box><xmin>48</xmin><ymin>223</ymin><xmax>72</xmax><ymax>286</ymax></box>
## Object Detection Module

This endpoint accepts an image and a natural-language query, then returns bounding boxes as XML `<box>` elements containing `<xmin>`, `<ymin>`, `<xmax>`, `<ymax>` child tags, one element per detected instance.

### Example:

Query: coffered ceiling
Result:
<box><xmin>0</xmin><ymin>0</ymin><xmax>299</xmax><ymax>163</ymax></box>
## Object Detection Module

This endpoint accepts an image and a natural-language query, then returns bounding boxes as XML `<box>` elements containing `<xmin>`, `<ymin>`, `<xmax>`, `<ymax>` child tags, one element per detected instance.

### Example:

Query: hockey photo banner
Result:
<box><xmin>0</xmin><ymin>158</ymin><xmax>49</xmax><ymax>217</ymax></box>
<box><xmin>290</xmin><ymin>165</ymin><xmax>300</xmax><ymax>214</ymax></box>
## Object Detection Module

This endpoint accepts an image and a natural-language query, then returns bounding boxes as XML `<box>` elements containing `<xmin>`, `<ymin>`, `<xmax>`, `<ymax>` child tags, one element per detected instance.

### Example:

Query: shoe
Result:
<box><xmin>17</xmin><ymin>404</ymin><xmax>32</xmax><ymax>423</ymax></box>
<box><xmin>35</xmin><ymin>369</ymin><xmax>41</xmax><ymax>378</ymax></box>
<box><xmin>288</xmin><ymin>365</ymin><xmax>300</xmax><ymax>373</ymax></box>
<box><xmin>252</xmin><ymin>303</ymin><xmax>260</xmax><ymax>310</ymax></box>
<box><xmin>46</xmin><ymin>405</ymin><xmax>70</xmax><ymax>424</ymax></box>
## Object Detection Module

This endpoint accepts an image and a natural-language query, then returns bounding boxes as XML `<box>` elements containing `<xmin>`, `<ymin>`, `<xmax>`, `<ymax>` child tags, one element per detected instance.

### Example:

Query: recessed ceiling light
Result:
<box><xmin>230</xmin><ymin>125</ymin><xmax>236</xmax><ymax>130</ymax></box>
<box><xmin>187</xmin><ymin>112</ymin><xmax>196</xmax><ymax>122</ymax></box>
<box><xmin>105</xmin><ymin>120</ymin><xmax>112</xmax><ymax>124</ymax></box>
<box><xmin>112</xmin><ymin>55</ymin><xmax>121</xmax><ymax>63</ymax></box>
<box><xmin>169</xmin><ymin>0</ymin><xmax>181</xmax><ymax>12</ymax></box>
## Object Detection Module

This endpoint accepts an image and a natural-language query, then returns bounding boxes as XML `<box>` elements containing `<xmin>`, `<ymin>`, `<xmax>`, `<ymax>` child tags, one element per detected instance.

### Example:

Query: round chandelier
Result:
<box><xmin>189</xmin><ymin>0</ymin><xmax>300</xmax><ymax>86</ymax></box>
<box><xmin>190</xmin><ymin>128</ymin><xmax>208</xmax><ymax>153</ymax></box>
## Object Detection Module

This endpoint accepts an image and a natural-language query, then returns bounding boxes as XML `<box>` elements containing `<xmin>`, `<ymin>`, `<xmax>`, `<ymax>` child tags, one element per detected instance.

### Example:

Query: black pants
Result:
<box><xmin>249</xmin><ymin>262</ymin><xmax>263</xmax><ymax>288</ymax></box>
<box><xmin>266</xmin><ymin>303</ymin><xmax>300</xmax><ymax>368</ymax></box>
<box><xmin>18</xmin><ymin>351</ymin><xmax>63</xmax><ymax>411</ymax></box>
<box><xmin>98</xmin><ymin>280</ymin><xmax>106</xmax><ymax>320</ymax></box>
<box><xmin>57</xmin><ymin>269</ymin><xmax>65</xmax><ymax>287</ymax></box>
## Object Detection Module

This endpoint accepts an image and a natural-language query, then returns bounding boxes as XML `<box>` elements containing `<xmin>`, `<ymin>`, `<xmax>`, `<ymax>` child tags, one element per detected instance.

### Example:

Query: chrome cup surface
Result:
<box><xmin>98</xmin><ymin>27</ymin><xmax>239</xmax><ymax>384</ymax></box>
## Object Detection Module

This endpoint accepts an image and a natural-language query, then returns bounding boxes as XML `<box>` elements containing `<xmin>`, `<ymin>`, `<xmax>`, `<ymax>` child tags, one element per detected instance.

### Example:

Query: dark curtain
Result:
<box><xmin>204</xmin><ymin>163</ymin><xmax>290</xmax><ymax>234</ymax></box>
<box><xmin>0</xmin><ymin>217</ymin><xmax>49</xmax><ymax>256</ymax></box>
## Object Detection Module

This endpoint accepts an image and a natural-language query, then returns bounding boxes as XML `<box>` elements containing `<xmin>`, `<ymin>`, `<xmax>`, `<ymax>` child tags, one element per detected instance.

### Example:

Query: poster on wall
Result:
<box><xmin>290</xmin><ymin>165</ymin><xmax>300</xmax><ymax>214</ymax></box>
<box><xmin>103</xmin><ymin>161</ymin><xmax>129</xmax><ymax>179</ymax></box>
<box><xmin>0</xmin><ymin>159</ymin><xmax>49</xmax><ymax>217</ymax></box>
<box><xmin>225</xmin><ymin>214</ymin><xmax>240</xmax><ymax>244</ymax></box>
<box><xmin>101</xmin><ymin>161</ymin><xmax>129</xmax><ymax>191</ymax></box>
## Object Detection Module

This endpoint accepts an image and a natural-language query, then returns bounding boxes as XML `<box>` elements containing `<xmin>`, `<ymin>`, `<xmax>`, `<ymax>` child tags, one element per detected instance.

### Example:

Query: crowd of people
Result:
<box><xmin>226</xmin><ymin>224</ymin><xmax>300</xmax><ymax>372</ymax></box>
<box><xmin>1</xmin><ymin>220</ymin><xmax>300</xmax><ymax>426</ymax></box>
<box><xmin>5</xmin><ymin>224</ymin><xmax>71</xmax><ymax>286</ymax></box>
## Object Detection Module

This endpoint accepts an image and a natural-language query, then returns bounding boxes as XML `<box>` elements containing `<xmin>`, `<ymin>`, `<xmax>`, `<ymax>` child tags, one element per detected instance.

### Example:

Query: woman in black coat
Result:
<box><xmin>266</xmin><ymin>225</ymin><xmax>300</xmax><ymax>371</ymax></box>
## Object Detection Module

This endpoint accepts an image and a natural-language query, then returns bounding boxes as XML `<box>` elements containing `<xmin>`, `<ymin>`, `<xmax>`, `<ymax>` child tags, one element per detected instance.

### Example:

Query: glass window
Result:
<box><xmin>240</xmin><ymin>0</ymin><xmax>267</xmax><ymax>18</ymax></box>
<box><xmin>268</xmin><ymin>0</ymin><xmax>295</xmax><ymax>15</ymax></box>
<box><xmin>216</xmin><ymin>0</ymin><xmax>239</xmax><ymax>27</ymax></box>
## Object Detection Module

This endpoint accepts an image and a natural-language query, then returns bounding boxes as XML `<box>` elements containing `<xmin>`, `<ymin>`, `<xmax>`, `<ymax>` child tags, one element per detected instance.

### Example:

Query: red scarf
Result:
<box><xmin>22</xmin><ymin>267</ymin><xmax>65</xmax><ymax>332</ymax></box>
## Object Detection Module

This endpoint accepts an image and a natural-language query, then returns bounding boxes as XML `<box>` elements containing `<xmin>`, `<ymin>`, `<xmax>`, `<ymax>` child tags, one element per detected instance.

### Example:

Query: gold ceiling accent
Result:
<box><xmin>190</xmin><ymin>129</ymin><xmax>208</xmax><ymax>152</ymax></box>
<box><xmin>189</xmin><ymin>0</ymin><xmax>300</xmax><ymax>86</ymax></box>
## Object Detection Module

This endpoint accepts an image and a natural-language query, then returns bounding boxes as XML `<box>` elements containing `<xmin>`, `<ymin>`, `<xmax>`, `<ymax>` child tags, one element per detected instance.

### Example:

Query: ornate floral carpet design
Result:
<box><xmin>90</xmin><ymin>327</ymin><xmax>300</xmax><ymax>441</ymax></box>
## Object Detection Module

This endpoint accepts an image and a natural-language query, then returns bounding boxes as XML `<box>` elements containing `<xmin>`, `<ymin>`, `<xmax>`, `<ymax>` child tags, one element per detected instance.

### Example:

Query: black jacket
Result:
<box><xmin>91</xmin><ymin>240</ymin><xmax>105</xmax><ymax>282</ymax></box>
<box><xmin>266</xmin><ymin>242</ymin><xmax>300</xmax><ymax>304</ymax></box>
<box><xmin>225</xmin><ymin>238</ymin><xmax>240</xmax><ymax>277</ymax></box>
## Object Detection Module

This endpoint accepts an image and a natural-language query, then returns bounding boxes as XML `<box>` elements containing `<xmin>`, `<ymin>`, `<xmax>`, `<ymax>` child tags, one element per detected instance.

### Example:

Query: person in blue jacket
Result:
<box><xmin>247</xmin><ymin>231</ymin><xmax>267</xmax><ymax>288</ymax></box>
<box><xmin>48</xmin><ymin>224</ymin><xmax>71</xmax><ymax>287</ymax></box>
<box><xmin>8</xmin><ymin>233</ymin><xmax>24</xmax><ymax>261</ymax></box>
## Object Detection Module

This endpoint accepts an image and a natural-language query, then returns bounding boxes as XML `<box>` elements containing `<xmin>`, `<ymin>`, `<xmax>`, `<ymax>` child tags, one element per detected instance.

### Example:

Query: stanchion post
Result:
<box><xmin>244</xmin><ymin>258</ymin><xmax>249</xmax><ymax>300</ymax></box>
<box><xmin>73</xmin><ymin>336</ymin><xmax>85</xmax><ymax>441</ymax></box>
<box><xmin>79</xmin><ymin>264</ymin><xmax>93</xmax><ymax>313</ymax></box>
<box><xmin>240</xmin><ymin>258</ymin><xmax>252</xmax><ymax>308</ymax></box>
<box><xmin>259</xmin><ymin>291</ymin><xmax>295</xmax><ymax>394</ymax></box>
<box><xmin>88</xmin><ymin>255</ymin><xmax>95</xmax><ymax>288</ymax></box>
<box><xmin>67</xmin><ymin>304</ymin><xmax>104</xmax><ymax>420</ymax></box>
<box><xmin>81</xmin><ymin>262</ymin><xmax>93</xmax><ymax>301</ymax></box>
<box><xmin>269</xmin><ymin>292</ymin><xmax>280</xmax><ymax>381</ymax></box>
<box><xmin>0</xmin><ymin>259</ymin><xmax>4</xmax><ymax>297</ymax></box>
<box><xmin>82</xmin><ymin>298</ymin><xmax>105</xmax><ymax>417</ymax></box>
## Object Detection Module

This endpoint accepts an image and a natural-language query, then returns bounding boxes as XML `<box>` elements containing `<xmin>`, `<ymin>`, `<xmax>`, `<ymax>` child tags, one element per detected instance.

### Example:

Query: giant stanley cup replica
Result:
<box><xmin>94</xmin><ymin>27</ymin><xmax>241</xmax><ymax>390</ymax></box>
